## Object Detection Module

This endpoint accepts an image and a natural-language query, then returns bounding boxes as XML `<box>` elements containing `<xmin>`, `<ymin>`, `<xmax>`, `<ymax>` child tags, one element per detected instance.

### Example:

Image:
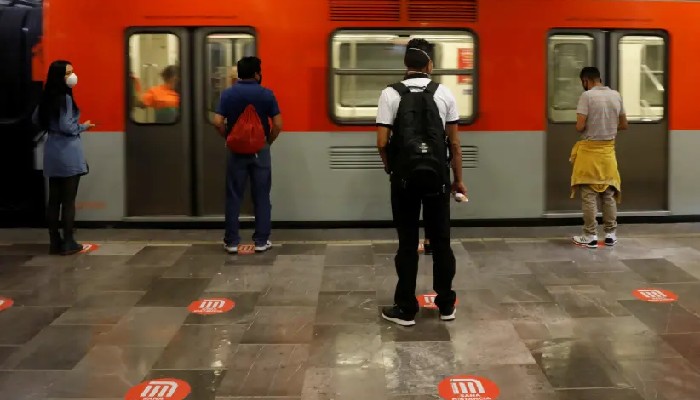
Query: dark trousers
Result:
<box><xmin>391</xmin><ymin>180</ymin><xmax>457</xmax><ymax>315</ymax></box>
<box><xmin>47</xmin><ymin>175</ymin><xmax>81</xmax><ymax>238</ymax></box>
<box><xmin>224</xmin><ymin>152</ymin><xmax>272</xmax><ymax>246</ymax></box>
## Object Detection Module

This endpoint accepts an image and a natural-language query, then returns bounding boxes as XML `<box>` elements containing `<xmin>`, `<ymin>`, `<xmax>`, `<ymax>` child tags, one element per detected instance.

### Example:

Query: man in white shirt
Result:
<box><xmin>376</xmin><ymin>38</ymin><xmax>467</xmax><ymax>326</ymax></box>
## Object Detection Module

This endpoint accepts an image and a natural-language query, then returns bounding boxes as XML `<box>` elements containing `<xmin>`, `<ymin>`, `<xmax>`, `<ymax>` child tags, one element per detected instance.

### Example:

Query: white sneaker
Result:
<box><xmin>223</xmin><ymin>244</ymin><xmax>238</xmax><ymax>254</ymax></box>
<box><xmin>572</xmin><ymin>235</ymin><xmax>598</xmax><ymax>249</ymax></box>
<box><xmin>255</xmin><ymin>240</ymin><xmax>272</xmax><ymax>253</ymax></box>
<box><xmin>605</xmin><ymin>233</ymin><xmax>617</xmax><ymax>246</ymax></box>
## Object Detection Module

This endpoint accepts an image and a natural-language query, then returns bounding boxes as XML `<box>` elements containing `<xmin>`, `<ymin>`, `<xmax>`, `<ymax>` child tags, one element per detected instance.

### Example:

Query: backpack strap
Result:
<box><xmin>389</xmin><ymin>82</ymin><xmax>411</xmax><ymax>96</ymax></box>
<box><xmin>424</xmin><ymin>81</ymin><xmax>440</xmax><ymax>95</ymax></box>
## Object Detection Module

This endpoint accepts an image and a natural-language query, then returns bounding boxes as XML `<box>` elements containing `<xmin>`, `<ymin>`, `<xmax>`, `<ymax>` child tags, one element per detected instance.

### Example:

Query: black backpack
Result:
<box><xmin>387</xmin><ymin>81</ymin><xmax>450</xmax><ymax>196</ymax></box>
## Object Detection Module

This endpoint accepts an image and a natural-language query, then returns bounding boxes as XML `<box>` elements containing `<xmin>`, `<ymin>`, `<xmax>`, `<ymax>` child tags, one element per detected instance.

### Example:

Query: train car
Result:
<box><xmin>38</xmin><ymin>0</ymin><xmax>700</xmax><ymax>223</ymax></box>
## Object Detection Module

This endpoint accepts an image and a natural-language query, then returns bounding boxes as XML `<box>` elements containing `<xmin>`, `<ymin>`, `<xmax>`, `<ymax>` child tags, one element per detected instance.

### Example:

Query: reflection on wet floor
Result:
<box><xmin>0</xmin><ymin>225</ymin><xmax>700</xmax><ymax>399</ymax></box>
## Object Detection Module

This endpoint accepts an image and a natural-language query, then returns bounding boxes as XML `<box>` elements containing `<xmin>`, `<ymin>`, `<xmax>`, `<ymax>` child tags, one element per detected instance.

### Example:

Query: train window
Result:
<box><xmin>548</xmin><ymin>35</ymin><xmax>594</xmax><ymax>122</ymax></box>
<box><xmin>330</xmin><ymin>30</ymin><xmax>476</xmax><ymax>124</ymax></box>
<box><xmin>206</xmin><ymin>33</ymin><xmax>256</xmax><ymax>123</ymax></box>
<box><xmin>618</xmin><ymin>35</ymin><xmax>665</xmax><ymax>122</ymax></box>
<box><xmin>128</xmin><ymin>33</ymin><xmax>181</xmax><ymax>124</ymax></box>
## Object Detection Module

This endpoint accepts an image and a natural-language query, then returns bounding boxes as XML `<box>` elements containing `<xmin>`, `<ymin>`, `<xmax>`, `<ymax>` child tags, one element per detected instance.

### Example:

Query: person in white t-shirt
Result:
<box><xmin>376</xmin><ymin>38</ymin><xmax>467</xmax><ymax>326</ymax></box>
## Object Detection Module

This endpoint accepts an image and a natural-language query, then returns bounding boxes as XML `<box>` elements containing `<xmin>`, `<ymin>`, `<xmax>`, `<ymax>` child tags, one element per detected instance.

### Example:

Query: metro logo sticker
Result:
<box><xmin>0</xmin><ymin>297</ymin><xmax>14</xmax><ymax>312</ymax></box>
<box><xmin>187</xmin><ymin>298</ymin><xmax>235</xmax><ymax>315</ymax></box>
<box><xmin>125</xmin><ymin>378</ymin><xmax>191</xmax><ymax>400</ymax></box>
<box><xmin>633</xmin><ymin>288</ymin><xmax>678</xmax><ymax>303</ymax></box>
<box><xmin>237</xmin><ymin>244</ymin><xmax>255</xmax><ymax>255</ymax></box>
<box><xmin>80</xmin><ymin>243</ymin><xmax>100</xmax><ymax>253</ymax></box>
<box><xmin>418</xmin><ymin>293</ymin><xmax>459</xmax><ymax>309</ymax></box>
<box><xmin>438</xmin><ymin>375</ymin><xmax>500</xmax><ymax>400</ymax></box>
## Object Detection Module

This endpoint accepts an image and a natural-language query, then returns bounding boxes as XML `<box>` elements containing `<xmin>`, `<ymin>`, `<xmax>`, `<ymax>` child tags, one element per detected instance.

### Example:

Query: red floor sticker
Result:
<box><xmin>633</xmin><ymin>288</ymin><xmax>678</xmax><ymax>303</ymax></box>
<box><xmin>0</xmin><ymin>297</ymin><xmax>14</xmax><ymax>312</ymax></box>
<box><xmin>80</xmin><ymin>243</ymin><xmax>100</xmax><ymax>253</ymax></box>
<box><xmin>438</xmin><ymin>375</ymin><xmax>500</xmax><ymax>400</ymax></box>
<box><xmin>238</xmin><ymin>244</ymin><xmax>255</xmax><ymax>255</ymax></box>
<box><xmin>187</xmin><ymin>298</ymin><xmax>236</xmax><ymax>315</ymax></box>
<box><xmin>125</xmin><ymin>378</ymin><xmax>191</xmax><ymax>400</ymax></box>
<box><xmin>418</xmin><ymin>293</ymin><xmax>459</xmax><ymax>309</ymax></box>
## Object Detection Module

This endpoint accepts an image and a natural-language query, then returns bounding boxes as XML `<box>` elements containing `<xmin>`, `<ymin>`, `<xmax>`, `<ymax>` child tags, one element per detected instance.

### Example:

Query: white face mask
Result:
<box><xmin>66</xmin><ymin>73</ymin><xmax>78</xmax><ymax>88</ymax></box>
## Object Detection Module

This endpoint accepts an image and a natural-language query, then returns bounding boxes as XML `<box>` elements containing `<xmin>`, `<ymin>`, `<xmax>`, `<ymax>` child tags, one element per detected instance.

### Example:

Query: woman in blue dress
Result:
<box><xmin>34</xmin><ymin>60</ymin><xmax>95</xmax><ymax>255</ymax></box>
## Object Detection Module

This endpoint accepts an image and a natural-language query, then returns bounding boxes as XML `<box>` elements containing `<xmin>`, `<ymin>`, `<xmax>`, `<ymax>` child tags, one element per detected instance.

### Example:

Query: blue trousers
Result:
<box><xmin>224</xmin><ymin>152</ymin><xmax>272</xmax><ymax>246</ymax></box>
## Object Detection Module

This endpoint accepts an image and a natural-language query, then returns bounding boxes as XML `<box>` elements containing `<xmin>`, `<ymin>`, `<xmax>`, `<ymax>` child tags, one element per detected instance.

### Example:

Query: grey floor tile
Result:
<box><xmin>206</xmin><ymin>265</ymin><xmax>271</xmax><ymax>292</ymax></box>
<box><xmin>546</xmin><ymin>285</ymin><xmax>631</xmax><ymax>318</ymax></box>
<box><xmin>152</xmin><ymin>325</ymin><xmax>245</xmax><ymax>370</ymax></box>
<box><xmin>279</xmin><ymin>243</ymin><xmax>327</xmax><ymax>255</ymax></box>
<box><xmin>316</xmin><ymin>292</ymin><xmax>377</xmax><ymax>325</ymax></box>
<box><xmin>382</xmin><ymin>341</ymin><xmax>461</xmax><ymax>396</ymax></box>
<box><xmin>257</xmin><ymin>266</ymin><xmax>322</xmax><ymax>307</ymax></box>
<box><xmin>241</xmin><ymin>307</ymin><xmax>316</xmax><ymax>344</ymax></box>
<box><xmin>622</xmin><ymin>258</ymin><xmax>699</xmax><ymax>283</ymax></box>
<box><xmin>460</xmin><ymin>364</ymin><xmax>557</xmax><ymax>400</ymax></box>
<box><xmin>488</xmin><ymin>275</ymin><xmax>555</xmax><ymax>303</ymax></box>
<box><xmin>447</xmin><ymin>321</ymin><xmax>536</xmax><ymax>365</ymax></box>
<box><xmin>136</xmin><ymin>278</ymin><xmax>211</xmax><ymax>307</ymax></box>
<box><xmin>51</xmin><ymin>307</ymin><xmax>133</xmax><ymax>325</ymax></box>
<box><xmin>556</xmin><ymin>389</ymin><xmax>645</xmax><ymax>400</ymax></box>
<box><xmin>89</xmin><ymin>242</ymin><xmax>146</xmax><ymax>256</ymax></box>
<box><xmin>325</xmin><ymin>244</ymin><xmax>374</xmax><ymax>266</ymax></box>
<box><xmin>620</xmin><ymin>300</ymin><xmax>700</xmax><ymax>334</ymax></box>
<box><xmin>320</xmin><ymin>265</ymin><xmax>377</xmax><ymax>292</ymax></box>
<box><xmin>183</xmin><ymin>244</ymin><xmax>228</xmax><ymax>256</ymax></box>
<box><xmin>162</xmin><ymin>255</ymin><xmax>225</xmax><ymax>278</ymax></box>
<box><xmin>661</xmin><ymin>332</ymin><xmax>700</xmax><ymax>367</ymax></box>
<box><xmin>97</xmin><ymin>307</ymin><xmax>189</xmax><ymax>347</ymax></box>
<box><xmin>3</xmin><ymin>325</ymin><xmax>111</xmax><ymax>370</ymax></box>
<box><xmin>0</xmin><ymin>371</ymin><xmax>66</xmax><ymax>400</ymax></box>
<box><xmin>308</xmin><ymin>324</ymin><xmax>383</xmax><ymax>368</ymax></box>
<box><xmin>0</xmin><ymin>345</ymin><xmax>19</xmax><ymax>364</ymax></box>
<box><xmin>91</xmin><ymin>266</ymin><xmax>165</xmax><ymax>291</ymax></box>
<box><xmin>618</xmin><ymin>357</ymin><xmax>700</xmax><ymax>400</ymax></box>
<box><xmin>127</xmin><ymin>245</ymin><xmax>189</xmax><ymax>267</ymax></box>
<box><xmin>301</xmin><ymin>367</ymin><xmax>387</xmax><ymax>400</ymax></box>
<box><xmin>586</xmin><ymin>271</ymin><xmax>650</xmax><ymax>301</ymax></box>
<box><xmin>527</xmin><ymin>261</ymin><xmax>592</xmax><ymax>286</ymax></box>
<box><xmin>73</xmin><ymin>291</ymin><xmax>145</xmax><ymax>308</ymax></box>
<box><xmin>216</xmin><ymin>344</ymin><xmax>308</xmax><ymax>397</ymax></box>
<box><xmin>0</xmin><ymin>306</ymin><xmax>67</xmax><ymax>345</ymax></box>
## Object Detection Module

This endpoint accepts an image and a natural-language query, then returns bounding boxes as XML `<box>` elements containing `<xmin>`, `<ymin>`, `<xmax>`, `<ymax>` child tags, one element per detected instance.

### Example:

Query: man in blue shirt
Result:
<box><xmin>213</xmin><ymin>56</ymin><xmax>283</xmax><ymax>253</ymax></box>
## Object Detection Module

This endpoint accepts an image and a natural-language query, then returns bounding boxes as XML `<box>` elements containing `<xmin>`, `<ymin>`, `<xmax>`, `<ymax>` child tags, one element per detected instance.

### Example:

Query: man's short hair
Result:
<box><xmin>580</xmin><ymin>66</ymin><xmax>601</xmax><ymax>81</ymax></box>
<box><xmin>404</xmin><ymin>38</ymin><xmax>434</xmax><ymax>69</ymax></box>
<box><xmin>237</xmin><ymin>56</ymin><xmax>262</xmax><ymax>79</ymax></box>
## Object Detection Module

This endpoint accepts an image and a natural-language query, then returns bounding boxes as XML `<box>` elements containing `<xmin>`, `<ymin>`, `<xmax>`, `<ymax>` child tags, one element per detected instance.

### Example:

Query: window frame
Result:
<box><xmin>200</xmin><ymin>28</ymin><xmax>257</xmax><ymax>125</ymax></box>
<box><xmin>327</xmin><ymin>27</ymin><xmax>479</xmax><ymax>126</ymax></box>
<box><xmin>611</xmin><ymin>31</ymin><xmax>669</xmax><ymax>124</ymax></box>
<box><xmin>126</xmin><ymin>30</ymin><xmax>183</xmax><ymax>126</ymax></box>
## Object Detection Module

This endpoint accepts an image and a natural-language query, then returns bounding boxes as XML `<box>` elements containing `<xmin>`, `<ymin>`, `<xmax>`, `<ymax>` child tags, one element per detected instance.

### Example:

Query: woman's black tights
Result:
<box><xmin>47</xmin><ymin>176</ymin><xmax>81</xmax><ymax>239</ymax></box>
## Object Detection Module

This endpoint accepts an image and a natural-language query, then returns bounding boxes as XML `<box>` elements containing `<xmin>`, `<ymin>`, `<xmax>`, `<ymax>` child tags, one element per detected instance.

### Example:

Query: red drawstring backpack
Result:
<box><xmin>226</xmin><ymin>104</ymin><xmax>266</xmax><ymax>154</ymax></box>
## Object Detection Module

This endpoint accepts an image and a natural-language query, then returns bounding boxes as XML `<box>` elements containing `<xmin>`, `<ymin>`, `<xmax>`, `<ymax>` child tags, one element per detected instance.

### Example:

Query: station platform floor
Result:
<box><xmin>1</xmin><ymin>223</ymin><xmax>700</xmax><ymax>400</ymax></box>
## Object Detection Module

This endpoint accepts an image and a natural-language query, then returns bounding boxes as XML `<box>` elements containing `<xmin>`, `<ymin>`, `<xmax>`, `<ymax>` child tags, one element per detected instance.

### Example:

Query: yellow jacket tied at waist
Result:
<box><xmin>569</xmin><ymin>140</ymin><xmax>621</xmax><ymax>202</ymax></box>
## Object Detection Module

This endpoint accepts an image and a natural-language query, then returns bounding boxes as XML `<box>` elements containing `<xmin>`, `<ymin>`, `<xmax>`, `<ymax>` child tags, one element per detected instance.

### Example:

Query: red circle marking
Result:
<box><xmin>125</xmin><ymin>378</ymin><xmax>191</xmax><ymax>400</ymax></box>
<box><xmin>238</xmin><ymin>244</ymin><xmax>255</xmax><ymax>255</ymax></box>
<box><xmin>80</xmin><ymin>243</ymin><xmax>100</xmax><ymax>253</ymax></box>
<box><xmin>0</xmin><ymin>297</ymin><xmax>14</xmax><ymax>312</ymax></box>
<box><xmin>187</xmin><ymin>298</ymin><xmax>236</xmax><ymax>315</ymax></box>
<box><xmin>438</xmin><ymin>375</ymin><xmax>500</xmax><ymax>400</ymax></box>
<box><xmin>418</xmin><ymin>293</ymin><xmax>459</xmax><ymax>309</ymax></box>
<box><xmin>632</xmin><ymin>288</ymin><xmax>678</xmax><ymax>303</ymax></box>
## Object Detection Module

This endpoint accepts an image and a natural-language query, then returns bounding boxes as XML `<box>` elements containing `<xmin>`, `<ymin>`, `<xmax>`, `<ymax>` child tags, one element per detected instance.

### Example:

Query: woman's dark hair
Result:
<box><xmin>161</xmin><ymin>65</ymin><xmax>179</xmax><ymax>82</ymax></box>
<box><xmin>37</xmin><ymin>60</ymin><xmax>78</xmax><ymax>130</ymax></box>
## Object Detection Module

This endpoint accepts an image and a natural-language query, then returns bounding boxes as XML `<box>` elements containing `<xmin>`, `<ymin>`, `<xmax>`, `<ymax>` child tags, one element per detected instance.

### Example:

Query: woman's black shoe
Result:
<box><xmin>61</xmin><ymin>239</ymin><xmax>83</xmax><ymax>256</ymax></box>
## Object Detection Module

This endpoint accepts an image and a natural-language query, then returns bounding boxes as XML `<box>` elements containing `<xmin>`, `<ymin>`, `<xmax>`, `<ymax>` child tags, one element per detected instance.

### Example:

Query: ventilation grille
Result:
<box><xmin>330</xmin><ymin>0</ymin><xmax>401</xmax><ymax>21</ymax></box>
<box><xmin>408</xmin><ymin>0</ymin><xmax>478</xmax><ymax>22</ymax></box>
<box><xmin>329</xmin><ymin>145</ymin><xmax>479</xmax><ymax>170</ymax></box>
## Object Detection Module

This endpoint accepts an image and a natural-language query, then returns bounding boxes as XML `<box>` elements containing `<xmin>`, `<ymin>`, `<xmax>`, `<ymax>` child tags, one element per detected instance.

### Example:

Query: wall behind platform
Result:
<box><xmin>270</xmin><ymin>131</ymin><xmax>546</xmax><ymax>221</ymax></box>
<box><xmin>670</xmin><ymin>130</ymin><xmax>700</xmax><ymax>215</ymax></box>
<box><xmin>75</xmin><ymin>132</ymin><xmax>125</xmax><ymax>221</ymax></box>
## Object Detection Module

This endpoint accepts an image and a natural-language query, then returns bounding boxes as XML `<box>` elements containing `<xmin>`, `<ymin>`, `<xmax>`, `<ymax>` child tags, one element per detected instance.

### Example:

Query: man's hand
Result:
<box><xmin>452</xmin><ymin>180</ymin><xmax>467</xmax><ymax>196</ymax></box>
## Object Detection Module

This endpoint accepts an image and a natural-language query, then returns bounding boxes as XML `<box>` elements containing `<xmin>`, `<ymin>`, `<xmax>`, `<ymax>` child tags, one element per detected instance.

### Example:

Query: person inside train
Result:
<box><xmin>32</xmin><ymin>60</ymin><xmax>95</xmax><ymax>255</ymax></box>
<box><xmin>140</xmin><ymin>64</ymin><xmax>180</xmax><ymax>123</ymax></box>
<box><xmin>376</xmin><ymin>38</ymin><xmax>467</xmax><ymax>326</ymax></box>
<box><xmin>213</xmin><ymin>56</ymin><xmax>283</xmax><ymax>254</ymax></box>
<box><xmin>571</xmin><ymin>66</ymin><xmax>628</xmax><ymax>248</ymax></box>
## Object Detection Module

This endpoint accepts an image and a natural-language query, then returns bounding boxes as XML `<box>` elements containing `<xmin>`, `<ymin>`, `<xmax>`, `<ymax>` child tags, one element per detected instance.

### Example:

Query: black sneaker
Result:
<box><xmin>381</xmin><ymin>305</ymin><xmax>416</xmax><ymax>326</ymax></box>
<box><xmin>440</xmin><ymin>306</ymin><xmax>456</xmax><ymax>321</ymax></box>
<box><xmin>424</xmin><ymin>242</ymin><xmax>433</xmax><ymax>255</ymax></box>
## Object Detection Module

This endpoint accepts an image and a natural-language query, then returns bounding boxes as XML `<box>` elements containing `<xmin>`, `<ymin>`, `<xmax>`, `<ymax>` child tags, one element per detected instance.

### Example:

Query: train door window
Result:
<box><xmin>618</xmin><ymin>35</ymin><xmax>665</xmax><ymax>122</ymax></box>
<box><xmin>330</xmin><ymin>30</ymin><xmax>476</xmax><ymax>124</ymax></box>
<box><xmin>205</xmin><ymin>33</ymin><xmax>255</xmax><ymax>122</ymax></box>
<box><xmin>128</xmin><ymin>33</ymin><xmax>181</xmax><ymax>124</ymax></box>
<box><xmin>547</xmin><ymin>35</ymin><xmax>595</xmax><ymax>122</ymax></box>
